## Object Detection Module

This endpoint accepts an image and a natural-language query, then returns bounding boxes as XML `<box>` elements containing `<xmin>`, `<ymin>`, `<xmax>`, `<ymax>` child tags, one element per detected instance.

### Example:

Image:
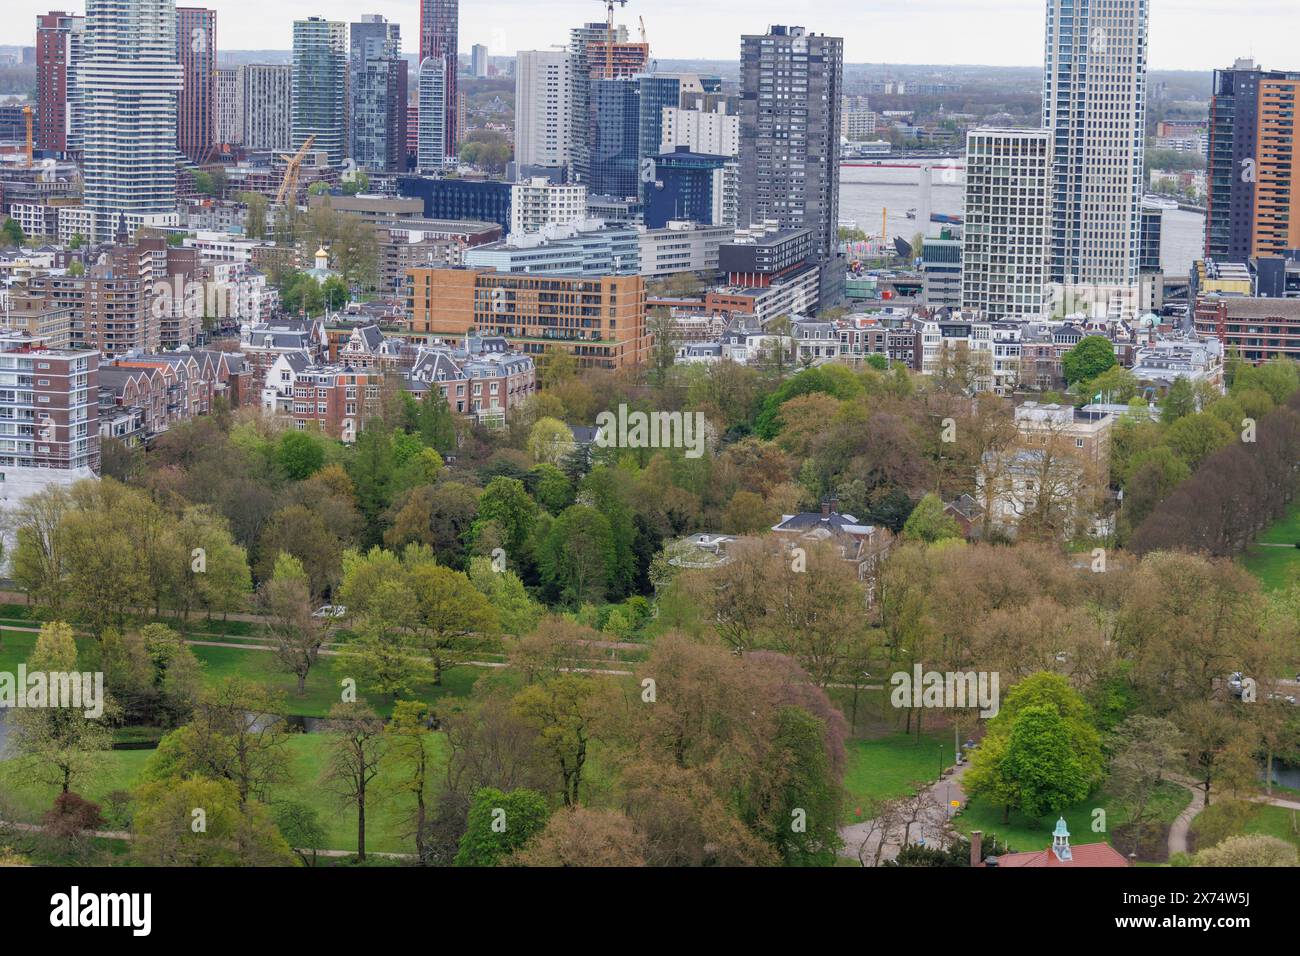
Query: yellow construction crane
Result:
<box><xmin>595</xmin><ymin>0</ymin><xmax>628</xmax><ymax>79</ymax></box>
<box><xmin>275</xmin><ymin>134</ymin><xmax>317</xmax><ymax>207</ymax></box>
<box><xmin>23</xmin><ymin>105</ymin><xmax>33</xmax><ymax>168</ymax></box>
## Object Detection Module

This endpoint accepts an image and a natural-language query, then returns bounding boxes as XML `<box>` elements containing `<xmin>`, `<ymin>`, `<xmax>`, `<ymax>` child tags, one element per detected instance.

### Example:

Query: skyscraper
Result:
<box><xmin>1206</xmin><ymin>59</ymin><xmax>1300</xmax><ymax>262</ymax></box>
<box><xmin>419</xmin><ymin>0</ymin><xmax>458</xmax><ymax>155</ymax></box>
<box><xmin>80</xmin><ymin>0</ymin><xmax>183</xmax><ymax>240</ymax></box>
<box><xmin>35</xmin><ymin>10</ymin><xmax>84</xmax><ymax>154</ymax></box>
<box><xmin>514</xmin><ymin>48</ymin><xmax>575</xmax><ymax>176</ymax></box>
<box><xmin>739</xmin><ymin>25</ymin><xmax>843</xmax><ymax>301</ymax></box>
<box><xmin>244</xmin><ymin>64</ymin><xmax>292</xmax><ymax>151</ymax></box>
<box><xmin>292</xmin><ymin>17</ymin><xmax>348</xmax><ymax>168</ymax></box>
<box><xmin>418</xmin><ymin>56</ymin><xmax>448</xmax><ymax>172</ymax></box>
<box><xmin>176</xmin><ymin>7</ymin><xmax>217</xmax><ymax>165</ymax></box>
<box><xmin>351</xmin><ymin>15</ymin><xmax>407</xmax><ymax>173</ymax></box>
<box><xmin>472</xmin><ymin>43</ymin><xmax>489</xmax><ymax>78</ymax></box>
<box><xmin>589</xmin><ymin>77</ymin><xmax>641</xmax><ymax>200</ymax></box>
<box><xmin>961</xmin><ymin>129</ymin><xmax>1053</xmax><ymax>320</ymax></box>
<box><xmin>215</xmin><ymin>64</ymin><xmax>243</xmax><ymax>145</ymax></box>
<box><xmin>1043</xmin><ymin>0</ymin><xmax>1149</xmax><ymax>292</ymax></box>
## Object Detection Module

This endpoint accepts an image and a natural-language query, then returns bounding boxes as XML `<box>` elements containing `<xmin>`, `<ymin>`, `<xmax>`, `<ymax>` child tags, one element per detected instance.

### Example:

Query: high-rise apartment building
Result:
<box><xmin>80</xmin><ymin>0</ymin><xmax>184</xmax><ymax>241</ymax></box>
<box><xmin>292</xmin><ymin>17</ymin><xmax>348</xmax><ymax>168</ymax></box>
<box><xmin>1206</xmin><ymin>59</ymin><xmax>1300</xmax><ymax>261</ymax></box>
<box><xmin>660</xmin><ymin>102</ymin><xmax>740</xmax><ymax>157</ymax></box>
<box><xmin>419</xmin><ymin>0</ymin><xmax>458</xmax><ymax>156</ymax></box>
<box><xmin>739</xmin><ymin>25</ymin><xmax>843</xmax><ymax>302</ymax></box>
<box><xmin>1043</xmin><ymin>0</ymin><xmax>1149</xmax><ymax>290</ymax></box>
<box><xmin>961</xmin><ymin>129</ymin><xmax>1053</xmax><ymax>321</ymax></box>
<box><xmin>350</xmin><ymin>15</ymin><xmax>407</xmax><ymax>173</ymax></box>
<box><xmin>244</xmin><ymin>64</ymin><xmax>292</xmax><ymax>151</ymax></box>
<box><xmin>514</xmin><ymin>49</ymin><xmax>575</xmax><ymax>174</ymax></box>
<box><xmin>472</xmin><ymin>43</ymin><xmax>489</xmax><ymax>78</ymax></box>
<box><xmin>589</xmin><ymin>77</ymin><xmax>641</xmax><ymax>200</ymax></box>
<box><xmin>35</xmin><ymin>11</ymin><xmax>84</xmax><ymax>154</ymax></box>
<box><xmin>0</xmin><ymin>332</ymin><xmax>100</xmax><ymax>506</ymax></box>
<box><xmin>215</xmin><ymin>65</ymin><xmax>243</xmax><ymax>145</ymax></box>
<box><xmin>176</xmin><ymin>7</ymin><xmax>217</xmax><ymax>165</ymax></box>
<box><xmin>418</xmin><ymin>56</ymin><xmax>449</xmax><ymax>171</ymax></box>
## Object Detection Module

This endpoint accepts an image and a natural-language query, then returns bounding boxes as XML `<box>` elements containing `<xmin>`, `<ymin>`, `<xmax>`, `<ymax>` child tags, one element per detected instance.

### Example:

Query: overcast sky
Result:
<box><xmin>3</xmin><ymin>0</ymin><xmax>1297</xmax><ymax>71</ymax></box>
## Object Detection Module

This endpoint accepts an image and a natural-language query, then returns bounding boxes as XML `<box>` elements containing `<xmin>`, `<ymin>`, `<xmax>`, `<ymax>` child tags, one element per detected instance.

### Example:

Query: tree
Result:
<box><xmin>1106</xmin><ymin>714</ymin><xmax>1182</xmax><ymax>853</ymax></box>
<box><xmin>387</xmin><ymin>700</ymin><xmax>436</xmax><ymax>860</ymax></box>
<box><xmin>1002</xmin><ymin>704</ymin><xmax>1096</xmax><ymax>818</ymax></box>
<box><xmin>528</xmin><ymin>417</ymin><xmax>575</xmax><ymax>466</ymax></box>
<box><xmin>512</xmin><ymin>674</ymin><xmax>599</xmax><ymax>806</ymax></box>
<box><xmin>321</xmin><ymin>702</ymin><xmax>387</xmax><ymax>862</ymax></box>
<box><xmin>144</xmin><ymin>677</ymin><xmax>292</xmax><ymax>806</ymax></box>
<box><xmin>965</xmin><ymin>672</ymin><xmax>1104</xmax><ymax>822</ymax></box>
<box><xmin>271</xmin><ymin>801</ymin><xmax>326</xmax><ymax>867</ymax></box>
<box><xmin>536</xmin><ymin>505</ymin><xmax>615</xmax><ymax>606</ymax></box>
<box><xmin>9</xmin><ymin>623</ymin><xmax>114</xmax><ymax>796</ymax></box>
<box><xmin>648</xmin><ymin>307</ymin><xmax>681</xmax><ymax>388</ymax></box>
<box><xmin>132</xmin><ymin>776</ymin><xmax>295</xmax><ymax>866</ymax></box>
<box><xmin>277</xmin><ymin>430</ymin><xmax>326</xmax><ymax>481</ymax></box>
<box><xmin>901</xmin><ymin>493</ymin><xmax>962</xmax><ymax>543</ymax></box>
<box><xmin>1062</xmin><ymin>336</ymin><xmax>1117</xmax><ymax>386</ymax></box>
<box><xmin>454</xmin><ymin>787</ymin><xmax>549</xmax><ymax>867</ymax></box>
<box><xmin>242</xmin><ymin>192</ymin><xmax>268</xmax><ymax>239</ymax></box>
<box><xmin>1193</xmin><ymin>834</ymin><xmax>1297</xmax><ymax>867</ymax></box>
<box><xmin>1</xmin><ymin>217</ymin><xmax>25</xmax><ymax>246</ymax></box>
<box><xmin>512</xmin><ymin>807</ymin><xmax>648</xmax><ymax>866</ymax></box>
<box><xmin>260</xmin><ymin>553</ymin><xmax>327</xmax><ymax>696</ymax></box>
<box><xmin>468</xmin><ymin>557</ymin><xmax>542</xmax><ymax>638</ymax></box>
<box><xmin>474</xmin><ymin>476</ymin><xmax>537</xmax><ymax>560</ymax></box>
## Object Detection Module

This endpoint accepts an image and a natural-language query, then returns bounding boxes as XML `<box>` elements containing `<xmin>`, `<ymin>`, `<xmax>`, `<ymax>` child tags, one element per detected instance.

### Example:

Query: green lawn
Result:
<box><xmin>1241</xmin><ymin>545</ymin><xmax>1300</xmax><ymax>591</ymax></box>
<box><xmin>1258</xmin><ymin>503</ymin><xmax>1300</xmax><ymax>545</ymax></box>
<box><xmin>2</xmin><ymin>628</ymin><xmax>482</xmax><ymax>718</ymax></box>
<box><xmin>842</xmin><ymin>731</ymin><xmax>955</xmax><ymax>824</ymax></box>
<box><xmin>1</xmin><ymin>731</ymin><xmax>449</xmax><ymax>856</ymax></box>
<box><xmin>1243</xmin><ymin>804</ymin><xmax>1300</xmax><ymax>848</ymax></box>
<box><xmin>1242</xmin><ymin>503</ymin><xmax>1300</xmax><ymax>590</ymax></box>
<box><xmin>952</xmin><ymin>781</ymin><xmax>1191</xmax><ymax>857</ymax></box>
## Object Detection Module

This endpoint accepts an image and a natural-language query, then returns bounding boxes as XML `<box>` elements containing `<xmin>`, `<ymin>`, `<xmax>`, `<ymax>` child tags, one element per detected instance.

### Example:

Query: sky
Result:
<box><xmin>3</xmin><ymin>0</ymin><xmax>1298</xmax><ymax>71</ymax></box>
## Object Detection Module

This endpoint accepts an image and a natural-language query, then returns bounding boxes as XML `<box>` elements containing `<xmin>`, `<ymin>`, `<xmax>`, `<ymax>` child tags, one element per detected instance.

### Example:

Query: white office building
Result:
<box><xmin>510</xmin><ymin>179</ymin><xmax>588</xmax><ymax>237</ymax></box>
<box><xmin>514</xmin><ymin>48</ymin><xmax>575</xmax><ymax>173</ymax></box>
<box><xmin>961</xmin><ymin>128</ymin><xmax>1052</xmax><ymax>321</ymax></box>
<box><xmin>79</xmin><ymin>0</ymin><xmax>183</xmax><ymax>241</ymax></box>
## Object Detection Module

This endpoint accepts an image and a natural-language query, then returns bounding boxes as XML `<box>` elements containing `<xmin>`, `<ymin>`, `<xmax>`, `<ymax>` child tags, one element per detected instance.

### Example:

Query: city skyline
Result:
<box><xmin>5</xmin><ymin>0</ymin><xmax>1299</xmax><ymax>71</ymax></box>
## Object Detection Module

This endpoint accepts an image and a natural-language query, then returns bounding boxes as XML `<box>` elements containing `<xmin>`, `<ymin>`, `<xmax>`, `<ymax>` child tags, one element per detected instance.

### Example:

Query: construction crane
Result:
<box><xmin>595</xmin><ymin>0</ymin><xmax>628</xmax><ymax>79</ymax></box>
<box><xmin>274</xmin><ymin>134</ymin><xmax>316</xmax><ymax>207</ymax></box>
<box><xmin>639</xmin><ymin>15</ymin><xmax>647</xmax><ymax>45</ymax></box>
<box><xmin>23</xmin><ymin>105</ymin><xmax>33</xmax><ymax>168</ymax></box>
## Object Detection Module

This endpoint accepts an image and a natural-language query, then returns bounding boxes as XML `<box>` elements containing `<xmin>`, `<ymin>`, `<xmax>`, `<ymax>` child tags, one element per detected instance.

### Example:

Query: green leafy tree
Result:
<box><xmin>1062</xmin><ymin>336</ymin><xmax>1117</xmax><ymax>386</ymax></box>
<box><xmin>454</xmin><ymin>787</ymin><xmax>550</xmax><ymax>866</ymax></box>
<box><xmin>900</xmin><ymin>493</ymin><xmax>962</xmax><ymax>543</ymax></box>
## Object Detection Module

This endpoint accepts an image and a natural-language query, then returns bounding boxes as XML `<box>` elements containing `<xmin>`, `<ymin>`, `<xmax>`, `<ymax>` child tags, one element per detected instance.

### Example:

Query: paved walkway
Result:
<box><xmin>1166</xmin><ymin>778</ymin><xmax>1206</xmax><ymax>857</ymax></box>
<box><xmin>839</xmin><ymin>762</ymin><xmax>970</xmax><ymax>865</ymax></box>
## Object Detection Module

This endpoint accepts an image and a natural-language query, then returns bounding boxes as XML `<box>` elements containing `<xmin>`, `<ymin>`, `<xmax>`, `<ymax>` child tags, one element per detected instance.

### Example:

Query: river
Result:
<box><xmin>839</xmin><ymin>164</ymin><xmax>1204</xmax><ymax>278</ymax></box>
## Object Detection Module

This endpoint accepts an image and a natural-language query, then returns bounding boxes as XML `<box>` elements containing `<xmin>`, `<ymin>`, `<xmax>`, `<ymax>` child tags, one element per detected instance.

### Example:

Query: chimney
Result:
<box><xmin>820</xmin><ymin>497</ymin><xmax>832</xmax><ymax>519</ymax></box>
<box><xmin>970</xmin><ymin>830</ymin><xmax>982</xmax><ymax>867</ymax></box>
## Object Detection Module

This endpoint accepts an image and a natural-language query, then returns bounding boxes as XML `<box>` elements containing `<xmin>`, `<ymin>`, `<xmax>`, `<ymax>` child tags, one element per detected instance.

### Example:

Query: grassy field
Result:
<box><xmin>0</xmin><ymin>731</ymin><xmax>449</xmax><ymax>856</ymax></box>
<box><xmin>952</xmin><ymin>781</ymin><xmax>1191</xmax><ymax>858</ymax></box>
<box><xmin>0</xmin><ymin>627</ymin><xmax>483</xmax><ymax>718</ymax></box>
<box><xmin>1242</xmin><ymin>503</ymin><xmax>1300</xmax><ymax>590</ymax></box>
<box><xmin>841</xmin><ymin>731</ymin><xmax>955</xmax><ymax>824</ymax></box>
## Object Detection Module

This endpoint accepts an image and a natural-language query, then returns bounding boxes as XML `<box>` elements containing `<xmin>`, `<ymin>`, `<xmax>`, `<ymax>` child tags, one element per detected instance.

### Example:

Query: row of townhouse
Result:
<box><xmin>98</xmin><ymin>349</ymin><xmax>249</xmax><ymax>448</ymax></box>
<box><xmin>259</xmin><ymin>324</ymin><xmax>536</xmax><ymax>440</ymax></box>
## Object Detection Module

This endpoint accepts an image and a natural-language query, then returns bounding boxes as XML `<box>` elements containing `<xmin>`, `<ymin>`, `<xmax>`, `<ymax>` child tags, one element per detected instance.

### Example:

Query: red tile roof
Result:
<box><xmin>993</xmin><ymin>842</ymin><xmax>1131</xmax><ymax>868</ymax></box>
